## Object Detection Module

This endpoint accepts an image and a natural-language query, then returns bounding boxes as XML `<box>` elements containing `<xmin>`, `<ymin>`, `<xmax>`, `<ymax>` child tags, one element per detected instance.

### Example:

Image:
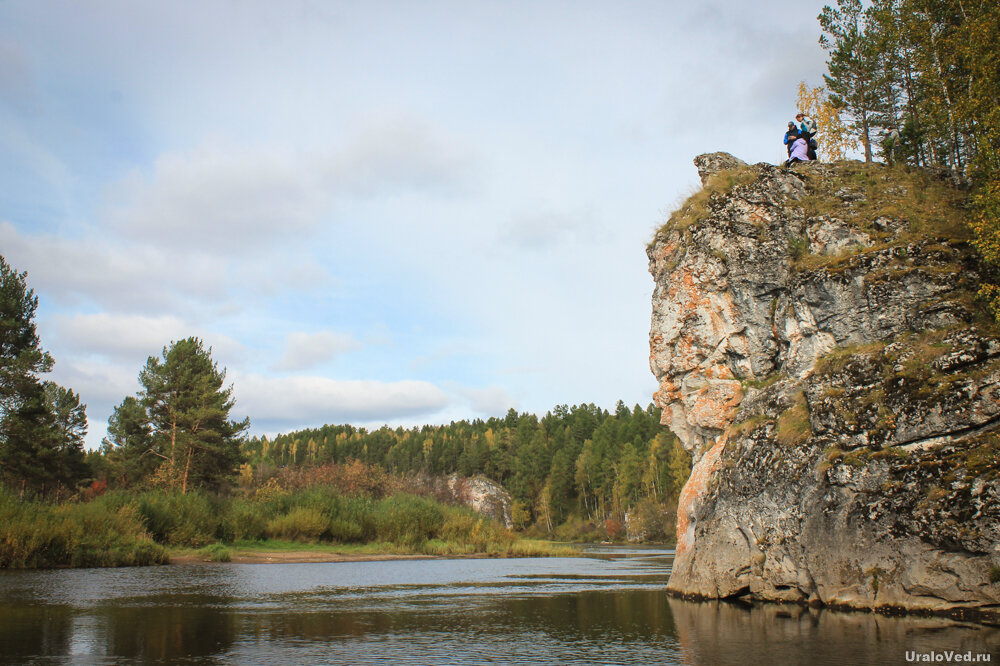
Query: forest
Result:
<box><xmin>239</xmin><ymin>403</ymin><xmax>690</xmax><ymax>540</ymax></box>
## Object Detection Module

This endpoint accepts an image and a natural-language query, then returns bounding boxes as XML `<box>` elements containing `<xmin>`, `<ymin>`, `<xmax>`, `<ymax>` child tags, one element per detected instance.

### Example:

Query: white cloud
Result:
<box><xmin>104</xmin><ymin>142</ymin><xmax>328</xmax><ymax>251</ymax></box>
<box><xmin>44</xmin><ymin>312</ymin><xmax>246</xmax><ymax>363</ymax></box>
<box><xmin>450</xmin><ymin>385</ymin><xmax>517</xmax><ymax>416</ymax></box>
<box><xmin>101</xmin><ymin>116</ymin><xmax>475</xmax><ymax>253</ymax></box>
<box><xmin>500</xmin><ymin>208</ymin><xmax>606</xmax><ymax>250</ymax></box>
<box><xmin>271</xmin><ymin>331</ymin><xmax>361</xmax><ymax>372</ymax></box>
<box><xmin>233</xmin><ymin>373</ymin><xmax>451</xmax><ymax>425</ymax></box>
<box><xmin>328</xmin><ymin>113</ymin><xmax>477</xmax><ymax>197</ymax></box>
<box><xmin>0</xmin><ymin>221</ymin><xmax>228</xmax><ymax>310</ymax></box>
<box><xmin>46</xmin><ymin>358</ymin><xmax>140</xmax><ymax>439</ymax></box>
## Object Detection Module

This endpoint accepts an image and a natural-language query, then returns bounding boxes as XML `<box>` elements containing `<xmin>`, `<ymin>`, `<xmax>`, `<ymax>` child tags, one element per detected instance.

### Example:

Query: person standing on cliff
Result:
<box><xmin>796</xmin><ymin>112</ymin><xmax>818</xmax><ymax>160</ymax></box>
<box><xmin>883</xmin><ymin>126</ymin><xmax>902</xmax><ymax>166</ymax></box>
<box><xmin>784</xmin><ymin>122</ymin><xmax>799</xmax><ymax>156</ymax></box>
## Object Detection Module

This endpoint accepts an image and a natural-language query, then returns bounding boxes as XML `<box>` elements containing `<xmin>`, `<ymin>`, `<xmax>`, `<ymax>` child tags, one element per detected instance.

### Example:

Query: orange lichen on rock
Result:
<box><xmin>688</xmin><ymin>379</ymin><xmax>743</xmax><ymax>430</ymax></box>
<box><xmin>675</xmin><ymin>432</ymin><xmax>729</xmax><ymax>558</ymax></box>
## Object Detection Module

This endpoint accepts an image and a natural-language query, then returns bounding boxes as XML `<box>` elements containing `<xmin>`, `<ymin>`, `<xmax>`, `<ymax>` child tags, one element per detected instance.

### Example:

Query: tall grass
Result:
<box><xmin>1</xmin><ymin>485</ymin><xmax>575</xmax><ymax>568</ymax></box>
<box><xmin>0</xmin><ymin>491</ymin><xmax>167</xmax><ymax>568</ymax></box>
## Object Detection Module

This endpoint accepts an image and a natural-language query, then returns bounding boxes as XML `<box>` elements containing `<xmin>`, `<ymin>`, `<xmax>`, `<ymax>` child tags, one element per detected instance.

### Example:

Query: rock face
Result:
<box><xmin>409</xmin><ymin>473</ymin><xmax>513</xmax><ymax>528</ymax></box>
<box><xmin>649</xmin><ymin>154</ymin><xmax>1000</xmax><ymax>619</ymax></box>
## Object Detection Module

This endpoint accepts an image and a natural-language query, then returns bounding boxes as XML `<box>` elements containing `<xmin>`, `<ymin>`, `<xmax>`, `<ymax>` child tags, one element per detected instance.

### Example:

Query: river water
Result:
<box><xmin>1</xmin><ymin>546</ymin><xmax>997</xmax><ymax>664</ymax></box>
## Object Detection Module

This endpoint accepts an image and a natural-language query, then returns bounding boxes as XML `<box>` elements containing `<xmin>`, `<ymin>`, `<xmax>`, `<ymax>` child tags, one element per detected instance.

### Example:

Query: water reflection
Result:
<box><xmin>0</xmin><ymin>550</ymin><xmax>997</xmax><ymax>664</ymax></box>
<box><xmin>669</xmin><ymin>597</ymin><xmax>1000</xmax><ymax>666</ymax></box>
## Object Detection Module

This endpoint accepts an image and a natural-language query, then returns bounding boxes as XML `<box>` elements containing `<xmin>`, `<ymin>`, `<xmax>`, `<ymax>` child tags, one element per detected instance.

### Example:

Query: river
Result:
<box><xmin>1</xmin><ymin>546</ymin><xmax>997</xmax><ymax>664</ymax></box>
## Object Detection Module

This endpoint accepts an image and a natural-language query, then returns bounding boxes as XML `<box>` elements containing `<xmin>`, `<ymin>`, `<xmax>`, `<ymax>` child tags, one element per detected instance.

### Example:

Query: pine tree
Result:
<box><xmin>819</xmin><ymin>0</ymin><xmax>881</xmax><ymax>161</ymax></box>
<box><xmin>101</xmin><ymin>395</ymin><xmax>156</xmax><ymax>487</ymax></box>
<box><xmin>0</xmin><ymin>256</ymin><xmax>88</xmax><ymax>495</ymax></box>
<box><xmin>137</xmin><ymin>337</ymin><xmax>249</xmax><ymax>493</ymax></box>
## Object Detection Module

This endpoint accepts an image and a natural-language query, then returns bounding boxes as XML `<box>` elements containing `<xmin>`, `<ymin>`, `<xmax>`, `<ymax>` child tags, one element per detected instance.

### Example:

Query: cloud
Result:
<box><xmin>0</xmin><ymin>221</ymin><xmax>228</xmax><ymax>310</ymax></box>
<box><xmin>450</xmin><ymin>385</ymin><xmax>517</xmax><ymax>415</ymax></box>
<box><xmin>101</xmin><ymin>116</ymin><xmax>475</xmax><ymax>253</ymax></box>
<box><xmin>46</xmin><ymin>358</ymin><xmax>140</xmax><ymax>419</ymax></box>
<box><xmin>44</xmin><ymin>312</ymin><xmax>245</xmax><ymax>363</ymax></box>
<box><xmin>500</xmin><ymin>208</ymin><xmax>606</xmax><ymax>250</ymax></box>
<box><xmin>0</xmin><ymin>40</ymin><xmax>36</xmax><ymax>112</ymax></box>
<box><xmin>271</xmin><ymin>331</ymin><xmax>361</xmax><ymax>372</ymax></box>
<box><xmin>329</xmin><ymin>113</ymin><xmax>477</xmax><ymax>197</ymax></box>
<box><xmin>233</xmin><ymin>374</ymin><xmax>450</xmax><ymax>425</ymax></box>
<box><xmin>104</xmin><ymin>142</ymin><xmax>328</xmax><ymax>251</ymax></box>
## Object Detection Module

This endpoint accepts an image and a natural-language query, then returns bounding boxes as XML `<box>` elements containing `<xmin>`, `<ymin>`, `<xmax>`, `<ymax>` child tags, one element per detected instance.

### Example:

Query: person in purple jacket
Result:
<box><xmin>785</xmin><ymin>135</ymin><xmax>809</xmax><ymax>168</ymax></box>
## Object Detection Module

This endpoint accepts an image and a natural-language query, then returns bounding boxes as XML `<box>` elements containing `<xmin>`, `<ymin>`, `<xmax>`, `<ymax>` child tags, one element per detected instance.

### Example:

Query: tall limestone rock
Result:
<box><xmin>649</xmin><ymin>153</ymin><xmax>1000</xmax><ymax>620</ymax></box>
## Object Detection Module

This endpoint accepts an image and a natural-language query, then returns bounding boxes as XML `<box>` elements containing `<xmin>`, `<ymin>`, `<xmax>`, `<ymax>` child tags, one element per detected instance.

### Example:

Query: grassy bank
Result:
<box><xmin>174</xmin><ymin>538</ymin><xmax>579</xmax><ymax>563</ymax></box>
<box><xmin>0</xmin><ymin>488</ymin><xmax>577</xmax><ymax>569</ymax></box>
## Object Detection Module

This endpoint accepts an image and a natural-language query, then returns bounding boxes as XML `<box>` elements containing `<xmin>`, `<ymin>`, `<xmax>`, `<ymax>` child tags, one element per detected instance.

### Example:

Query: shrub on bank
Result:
<box><xmin>0</xmin><ymin>491</ymin><xmax>166</xmax><ymax>568</ymax></box>
<box><xmin>440</xmin><ymin>508</ymin><xmax>513</xmax><ymax>551</ymax></box>
<box><xmin>0</xmin><ymin>484</ymin><xmax>533</xmax><ymax>568</ymax></box>
<box><xmin>266</xmin><ymin>506</ymin><xmax>329</xmax><ymax>541</ymax></box>
<box><xmin>219</xmin><ymin>498</ymin><xmax>268</xmax><ymax>542</ymax></box>
<box><xmin>135</xmin><ymin>491</ymin><xmax>220</xmax><ymax>547</ymax></box>
<box><xmin>373</xmin><ymin>494</ymin><xmax>444</xmax><ymax>547</ymax></box>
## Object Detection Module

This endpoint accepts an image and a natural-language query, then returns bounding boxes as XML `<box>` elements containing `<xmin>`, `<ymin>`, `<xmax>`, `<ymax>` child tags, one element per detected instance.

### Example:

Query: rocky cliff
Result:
<box><xmin>648</xmin><ymin>153</ymin><xmax>1000</xmax><ymax>620</ymax></box>
<box><xmin>408</xmin><ymin>472</ymin><xmax>513</xmax><ymax>528</ymax></box>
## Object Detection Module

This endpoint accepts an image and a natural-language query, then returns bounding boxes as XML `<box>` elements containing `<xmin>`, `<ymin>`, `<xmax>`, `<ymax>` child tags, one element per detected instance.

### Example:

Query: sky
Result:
<box><xmin>0</xmin><ymin>0</ymin><xmax>831</xmax><ymax>448</ymax></box>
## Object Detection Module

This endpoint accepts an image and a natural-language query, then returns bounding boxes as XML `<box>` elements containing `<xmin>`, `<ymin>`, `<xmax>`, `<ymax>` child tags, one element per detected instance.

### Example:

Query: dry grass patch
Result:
<box><xmin>659</xmin><ymin>168</ymin><xmax>758</xmax><ymax>234</ymax></box>
<box><xmin>776</xmin><ymin>391</ymin><xmax>811</xmax><ymax>446</ymax></box>
<box><xmin>798</xmin><ymin>163</ymin><xmax>971</xmax><ymax>243</ymax></box>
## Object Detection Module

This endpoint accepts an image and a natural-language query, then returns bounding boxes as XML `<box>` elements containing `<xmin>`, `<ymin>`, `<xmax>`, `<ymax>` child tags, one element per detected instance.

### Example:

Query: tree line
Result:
<box><xmin>241</xmin><ymin>403</ymin><xmax>690</xmax><ymax>538</ymax></box>
<box><xmin>0</xmin><ymin>257</ymin><xmax>88</xmax><ymax>496</ymax></box>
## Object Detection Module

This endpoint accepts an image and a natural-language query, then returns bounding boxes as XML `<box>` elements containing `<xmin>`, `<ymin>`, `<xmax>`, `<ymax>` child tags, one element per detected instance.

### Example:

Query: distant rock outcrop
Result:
<box><xmin>408</xmin><ymin>473</ymin><xmax>513</xmax><ymax>528</ymax></box>
<box><xmin>649</xmin><ymin>153</ymin><xmax>1000</xmax><ymax>620</ymax></box>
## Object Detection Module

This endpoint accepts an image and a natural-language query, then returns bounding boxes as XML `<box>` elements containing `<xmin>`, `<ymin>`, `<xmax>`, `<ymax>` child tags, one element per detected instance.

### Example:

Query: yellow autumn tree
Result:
<box><xmin>795</xmin><ymin>81</ymin><xmax>857</xmax><ymax>161</ymax></box>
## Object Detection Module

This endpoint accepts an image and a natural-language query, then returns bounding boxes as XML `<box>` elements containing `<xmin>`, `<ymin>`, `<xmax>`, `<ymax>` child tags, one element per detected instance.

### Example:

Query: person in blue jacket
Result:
<box><xmin>784</xmin><ymin>122</ymin><xmax>799</xmax><ymax>156</ymax></box>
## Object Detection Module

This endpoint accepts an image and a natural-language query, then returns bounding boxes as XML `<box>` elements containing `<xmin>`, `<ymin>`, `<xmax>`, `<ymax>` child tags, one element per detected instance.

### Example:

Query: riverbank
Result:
<box><xmin>2</xmin><ymin>488</ymin><xmax>584</xmax><ymax>569</ymax></box>
<box><xmin>169</xmin><ymin>538</ymin><xmax>580</xmax><ymax>564</ymax></box>
<box><xmin>169</xmin><ymin>551</ymin><xmax>440</xmax><ymax>564</ymax></box>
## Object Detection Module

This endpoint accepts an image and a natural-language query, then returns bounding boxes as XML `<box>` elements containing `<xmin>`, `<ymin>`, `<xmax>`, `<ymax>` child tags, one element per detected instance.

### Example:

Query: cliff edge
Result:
<box><xmin>649</xmin><ymin>153</ymin><xmax>1000</xmax><ymax>620</ymax></box>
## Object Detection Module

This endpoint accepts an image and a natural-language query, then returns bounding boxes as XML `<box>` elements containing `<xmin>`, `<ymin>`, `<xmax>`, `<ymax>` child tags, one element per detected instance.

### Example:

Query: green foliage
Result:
<box><xmin>819</xmin><ymin>0</ymin><xmax>999</xmax><ymax>171</ymax></box>
<box><xmin>105</xmin><ymin>337</ymin><xmax>249</xmax><ymax>493</ymax></box>
<box><xmin>219</xmin><ymin>498</ymin><xmax>268</xmax><ymax>542</ymax></box>
<box><xmin>373</xmin><ymin>494</ymin><xmax>445</xmax><ymax>547</ymax></box>
<box><xmin>819</xmin><ymin>0</ymin><xmax>881</xmax><ymax>161</ymax></box>
<box><xmin>0</xmin><ymin>256</ymin><xmax>89</xmax><ymax>496</ymax></box>
<box><xmin>788</xmin><ymin>235</ymin><xmax>810</xmax><ymax>262</ymax></box>
<box><xmin>101</xmin><ymin>396</ymin><xmax>155</xmax><ymax>487</ymax></box>
<box><xmin>440</xmin><ymin>508</ymin><xmax>513</xmax><ymax>550</ymax></box>
<box><xmin>135</xmin><ymin>490</ymin><xmax>221</xmax><ymax>547</ymax></box>
<box><xmin>817</xmin><ymin>0</ymin><xmax>1000</xmax><ymax>319</ymax></box>
<box><xmin>266</xmin><ymin>507</ymin><xmax>330</xmax><ymax>542</ymax></box>
<box><xmin>0</xmin><ymin>491</ymin><xmax>166</xmax><ymax>568</ymax></box>
<box><xmin>240</xmin><ymin>402</ymin><xmax>682</xmax><ymax>535</ymax></box>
